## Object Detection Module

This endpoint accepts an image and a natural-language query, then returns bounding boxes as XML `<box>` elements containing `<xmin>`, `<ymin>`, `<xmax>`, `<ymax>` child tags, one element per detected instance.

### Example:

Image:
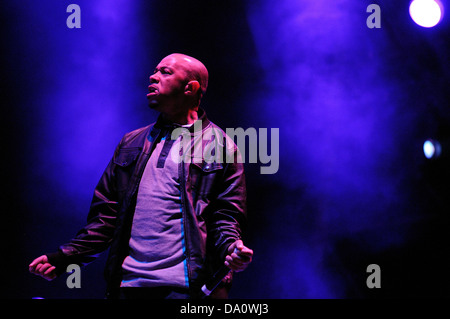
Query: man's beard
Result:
<box><xmin>147</xmin><ymin>96</ymin><xmax>161</xmax><ymax>110</ymax></box>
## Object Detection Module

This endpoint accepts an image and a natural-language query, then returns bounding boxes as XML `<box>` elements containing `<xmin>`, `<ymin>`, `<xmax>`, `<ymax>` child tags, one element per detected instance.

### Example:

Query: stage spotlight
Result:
<box><xmin>423</xmin><ymin>139</ymin><xmax>442</xmax><ymax>159</ymax></box>
<box><xmin>409</xmin><ymin>0</ymin><xmax>444</xmax><ymax>28</ymax></box>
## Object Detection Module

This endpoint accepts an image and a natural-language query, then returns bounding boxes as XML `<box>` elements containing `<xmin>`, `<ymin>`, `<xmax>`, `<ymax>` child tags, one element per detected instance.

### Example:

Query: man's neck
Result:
<box><xmin>161</xmin><ymin>108</ymin><xmax>198</xmax><ymax>125</ymax></box>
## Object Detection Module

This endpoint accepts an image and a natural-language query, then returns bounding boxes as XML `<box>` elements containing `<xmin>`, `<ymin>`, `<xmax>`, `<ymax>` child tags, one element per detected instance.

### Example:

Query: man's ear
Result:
<box><xmin>185</xmin><ymin>80</ymin><xmax>201</xmax><ymax>96</ymax></box>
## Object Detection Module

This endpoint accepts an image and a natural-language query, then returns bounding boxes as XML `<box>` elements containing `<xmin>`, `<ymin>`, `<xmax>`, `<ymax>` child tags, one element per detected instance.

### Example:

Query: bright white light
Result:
<box><xmin>409</xmin><ymin>0</ymin><xmax>444</xmax><ymax>28</ymax></box>
<box><xmin>423</xmin><ymin>140</ymin><xmax>435</xmax><ymax>158</ymax></box>
<box><xmin>423</xmin><ymin>139</ymin><xmax>441</xmax><ymax>159</ymax></box>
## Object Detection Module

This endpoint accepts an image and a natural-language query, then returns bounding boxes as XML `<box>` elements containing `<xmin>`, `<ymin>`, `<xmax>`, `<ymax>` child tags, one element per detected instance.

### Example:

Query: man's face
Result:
<box><xmin>147</xmin><ymin>55</ymin><xmax>189</xmax><ymax>111</ymax></box>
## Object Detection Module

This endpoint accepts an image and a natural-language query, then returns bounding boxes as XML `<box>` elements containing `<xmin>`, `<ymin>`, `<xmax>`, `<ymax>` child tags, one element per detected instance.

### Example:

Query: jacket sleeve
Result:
<box><xmin>207</xmin><ymin>146</ymin><xmax>247</xmax><ymax>262</ymax></box>
<box><xmin>46</xmin><ymin>139</ymin><xmax>123</xmax><ymax>275</ymax></box>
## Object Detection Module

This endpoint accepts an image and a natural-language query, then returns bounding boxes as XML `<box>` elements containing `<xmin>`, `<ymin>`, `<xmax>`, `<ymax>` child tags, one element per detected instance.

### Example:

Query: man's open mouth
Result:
<box><xmin>147</xmin><ymin>86</ymin><xmax>159</xmax><ymax>96</ymax></box>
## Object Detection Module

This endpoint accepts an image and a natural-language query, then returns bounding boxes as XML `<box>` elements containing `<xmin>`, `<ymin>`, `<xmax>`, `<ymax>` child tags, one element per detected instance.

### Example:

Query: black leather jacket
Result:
<box><xmin>47</xmin><ymin>108</ymin><xmax>247</xmax><ymax>298</ymax></box>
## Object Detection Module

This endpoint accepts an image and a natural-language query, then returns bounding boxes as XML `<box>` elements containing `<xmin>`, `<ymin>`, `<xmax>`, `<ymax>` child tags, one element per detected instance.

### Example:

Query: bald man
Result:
<box><xmin>29</xmin><ymin>53</ymin><xmax>252</xmax><ymax>299</ymax></box>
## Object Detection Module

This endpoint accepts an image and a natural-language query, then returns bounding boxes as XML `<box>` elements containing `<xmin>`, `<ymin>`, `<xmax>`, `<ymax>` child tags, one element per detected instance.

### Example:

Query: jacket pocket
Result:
<box><xmin>113</xmin><ymin>147</ymin><xmax>141</xmax><ymax>167</ymax></box>
<box><xmin>113</xmin><ymin>147</ymin><xmax>141</xmax><ymax>193</ymax></box>
<box><xmin>190</xmin><ymin>161</ymin><xmax>224</xmax><ymax>198</ymax></box>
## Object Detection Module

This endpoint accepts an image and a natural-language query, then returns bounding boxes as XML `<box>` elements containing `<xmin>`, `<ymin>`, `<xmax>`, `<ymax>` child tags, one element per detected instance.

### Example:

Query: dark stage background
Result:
<box><xmin>2</xmin><ymin>0</ymin><xmax>450</xmax><ymax>298</ymax></box>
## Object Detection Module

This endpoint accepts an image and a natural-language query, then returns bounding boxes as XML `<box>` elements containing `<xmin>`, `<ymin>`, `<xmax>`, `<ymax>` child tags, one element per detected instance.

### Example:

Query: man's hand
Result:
<box><xmin>225</xmin><ymin>240</ymin><xmax>253</xmax><ymax>272</ymax></box>
<box><xmin>29</xmin><ymin>255</ymin><xmax>57</xmax><ymax>281</ymax></box>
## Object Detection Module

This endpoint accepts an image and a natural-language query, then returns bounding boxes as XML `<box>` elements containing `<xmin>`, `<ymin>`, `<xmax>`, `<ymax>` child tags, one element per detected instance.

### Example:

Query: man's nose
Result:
<box><xmin>149</xmin><ymin>73</ymin><xmax>159</xmax><ymax>83</ymax></box>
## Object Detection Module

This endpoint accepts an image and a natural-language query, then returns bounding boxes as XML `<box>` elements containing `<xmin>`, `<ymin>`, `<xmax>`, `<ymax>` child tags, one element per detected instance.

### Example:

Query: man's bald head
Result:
<box><xmin>147</xmin><ymin>53</ymin><xmax>209</xmax><ymax>123</ymax></box>
<box><xmin>162</xmin><ymin>53</ymin><xmax>209</xmax><ymax>97</ymax></box>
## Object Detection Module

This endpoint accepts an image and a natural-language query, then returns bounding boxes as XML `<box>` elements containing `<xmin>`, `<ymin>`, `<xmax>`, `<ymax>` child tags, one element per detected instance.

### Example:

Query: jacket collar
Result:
<box><xmin>153</xmin><ymin>107</ymin><xmax>210</xmax><ymax>133</ymax></box>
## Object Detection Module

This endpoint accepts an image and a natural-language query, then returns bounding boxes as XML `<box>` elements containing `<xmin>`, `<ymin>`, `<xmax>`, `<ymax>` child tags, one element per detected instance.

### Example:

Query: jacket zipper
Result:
<box><xmin>179</xmin><ymin>160</ymin><xmax>192</xmax><ymax>285</ymax></box>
